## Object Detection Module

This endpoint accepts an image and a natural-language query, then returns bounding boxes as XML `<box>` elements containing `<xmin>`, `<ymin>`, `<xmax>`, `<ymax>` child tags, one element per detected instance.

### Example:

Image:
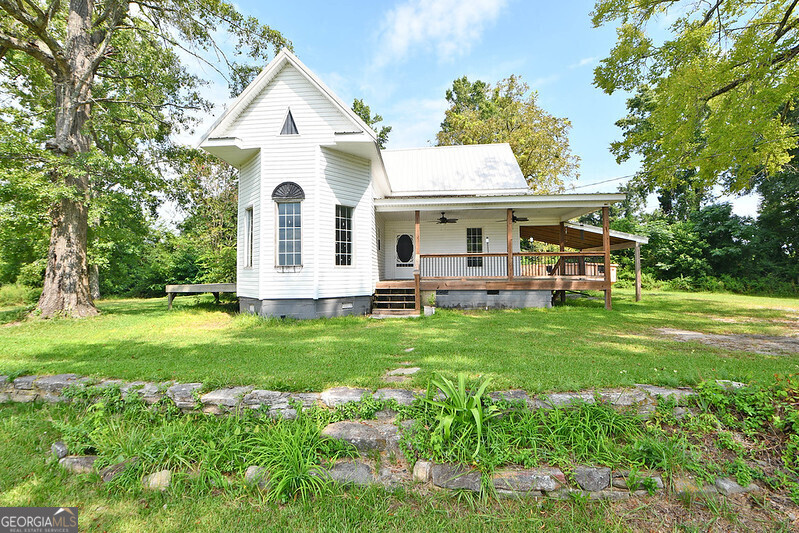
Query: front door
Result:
<box><xmin>393</xmin><ymin>233</ymin><xmax>415</xmax><ymax>279</ymax></box>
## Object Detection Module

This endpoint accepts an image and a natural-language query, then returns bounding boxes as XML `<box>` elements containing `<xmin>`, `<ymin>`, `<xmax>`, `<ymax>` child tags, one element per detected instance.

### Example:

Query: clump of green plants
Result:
<box><xmin>405</xmin><ymin>376</ymin><xmax>655</xmax><ymax>475</ymax></box>
<box><xmin>688</xmin><ymin>376</ymin><xmax>799</xmax><ymax>502</ymax></box>
<box><xmin>49</xmin><ymin>386</ymin><xmax>356</xmax><ymax>502</ymax></box>
<box><xmin>246</xmin><ymin>413</ymin><xmax>352</xmax><ymax>502</ymax></box>
<box><xmin>422</xmin><ymin>373</ymin><xmax>498</xmax><ymax>459</ymax></box>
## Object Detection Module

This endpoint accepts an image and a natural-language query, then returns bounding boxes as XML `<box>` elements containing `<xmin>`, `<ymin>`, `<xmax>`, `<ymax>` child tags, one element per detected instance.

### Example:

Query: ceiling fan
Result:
<box><xmin>434</xmin><ymin>212</ymin><xmax>458</xmax><ymax>224</ymax></box>
<box><xmin>496</xmin><ymin>210</ymin><xmax>529</xmax><ymax>223</ymax></box>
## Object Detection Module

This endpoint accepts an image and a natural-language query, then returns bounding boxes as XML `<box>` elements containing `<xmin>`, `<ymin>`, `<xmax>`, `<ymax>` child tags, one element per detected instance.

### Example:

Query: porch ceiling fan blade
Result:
<box><xmin>496</xmin><ymin>210</ymin><xmax>529</xmax><ymax>223</ymax></box>
<box><xmin>434</xmin><ymin>212</ymin><xmax>458</xmax><ymax>224</ymax></box>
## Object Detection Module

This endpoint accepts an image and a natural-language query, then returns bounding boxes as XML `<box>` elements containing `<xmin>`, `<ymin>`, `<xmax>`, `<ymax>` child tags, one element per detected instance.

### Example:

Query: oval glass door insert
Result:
<box><xmin>396</xmin><ymin>234</ymin><xmax>414</xmax><ymax>266</ymax></box>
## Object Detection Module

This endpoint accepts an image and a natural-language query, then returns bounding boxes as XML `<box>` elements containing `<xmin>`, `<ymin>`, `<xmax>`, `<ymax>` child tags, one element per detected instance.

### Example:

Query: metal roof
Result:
<box><xmin>381</xmin><ymin>143</ymin><xmax>529</xmax><ymax>195</ymax></box>
<box><xmin>521</xmin><ymin>222</ymin><xmax>648</xmax><ymax>250</ymax></box>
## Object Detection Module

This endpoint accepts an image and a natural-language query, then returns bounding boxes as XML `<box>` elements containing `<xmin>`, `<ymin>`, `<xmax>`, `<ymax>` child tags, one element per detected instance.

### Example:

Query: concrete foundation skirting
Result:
<box><xmin>435</xmin><ymin>290</ymin><xmax>552</xmax><ymax>310</ymax></box>
<box><xmin>239</xmin><ymin>296</ymin><xmax>372</xmax><ymax>319</ymax></box>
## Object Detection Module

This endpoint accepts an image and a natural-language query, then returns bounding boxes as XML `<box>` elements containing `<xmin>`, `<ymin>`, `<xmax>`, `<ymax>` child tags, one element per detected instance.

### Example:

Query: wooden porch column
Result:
<box><xmin>558</xmin><ymin>222</ymin><xmax>566</xmax><ymax>303</ymax></box>
<box><xmin>414</xmin><ymin>210</ymin><xmax>421</xmax><ymax>313</ymax></box>
<box><xmin>602</xmin><ymin>206</ymin><xmax>612</xmax><ymax>310</ymax></box>
<box><xmin>506</xmin><ymin>208</ymin><xmax>514</xmax><ymax>280</ymax></box>
<box><xmin>634</xmin><ymin>242</ymin><xmax>642</xmax><ymax>302</ymax></box>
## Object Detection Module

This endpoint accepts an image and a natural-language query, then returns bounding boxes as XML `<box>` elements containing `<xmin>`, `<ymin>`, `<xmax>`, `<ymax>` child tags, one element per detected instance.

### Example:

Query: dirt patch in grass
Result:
<box><xmin>656</xmin><ymin>328</ymin><xmax>799</xmax><ymax>356</ymax></box>
<box><xmin>617</xmin><ymin>493</ymin><xmax>799</xmax><ymax>532</ymax></box>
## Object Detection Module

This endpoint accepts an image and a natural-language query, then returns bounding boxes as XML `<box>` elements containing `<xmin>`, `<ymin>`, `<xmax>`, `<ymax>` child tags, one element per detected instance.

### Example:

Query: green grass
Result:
<box><xmin>1</xmin><ymin>401</ymin><xmax>795</xmax><ymax>532</ymax></box>
<box><xmin>0</xmin><ymin>290</ymin><xmax>797</xmax><ymax>392</ymax></box>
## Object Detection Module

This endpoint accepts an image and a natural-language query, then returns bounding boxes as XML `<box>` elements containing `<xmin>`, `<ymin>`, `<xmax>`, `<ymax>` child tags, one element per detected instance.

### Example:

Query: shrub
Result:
<box><xmin>0</xmin><ymin>283</ymin><xmax>41</xmax><ymax>306</ymax></box>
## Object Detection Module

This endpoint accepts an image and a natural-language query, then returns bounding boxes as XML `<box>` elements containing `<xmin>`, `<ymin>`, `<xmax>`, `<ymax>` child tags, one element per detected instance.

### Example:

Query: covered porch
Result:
<box><xmin>374</xmin><ymin>193</ymin><xmax>643</xmax><ymax>313</ymax></box>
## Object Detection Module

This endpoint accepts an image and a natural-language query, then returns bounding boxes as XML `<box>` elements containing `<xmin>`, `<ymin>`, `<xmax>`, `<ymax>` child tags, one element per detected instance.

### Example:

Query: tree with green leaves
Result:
<box><xmin>754</xmin><ymin>169</ymin><xmax>799</xmax><ymax>283</ymax></box>
<box><xmin>436</xmin><ymin>75</ymin><xmax>579</xmax><ymax>193</ymax></box>
<box><xmin>351</xmin><ymin>98</ymin><xmax>391</xmax><ymax>149</ymax></box>
<box><xmin>0</xmin><ymin>1</ymin><xmax>288</xmax><ymax>317</ymax></box>
<box><xmin>593</xmin><ymin>0</ymin><xmax>799</xmax><ymax>194</ymax></box>
<box><xmin>174</xmin><ymin>154</ymin><xmax>238</xmax><ymax>284</ymax></box>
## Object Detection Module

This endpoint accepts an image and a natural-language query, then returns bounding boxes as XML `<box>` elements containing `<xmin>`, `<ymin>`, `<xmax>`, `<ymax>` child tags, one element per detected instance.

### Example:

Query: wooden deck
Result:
<box><xmin>165</xmin><ymin>283</ymin><xmax>236</xmax><ymax>309</ymax></box>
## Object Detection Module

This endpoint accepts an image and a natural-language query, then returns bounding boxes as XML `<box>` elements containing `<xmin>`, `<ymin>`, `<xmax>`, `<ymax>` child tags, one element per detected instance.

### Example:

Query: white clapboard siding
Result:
<box><xmin>316</xmin><ymin>148</ymin><xmax>375</xmax><ymax>298</ymax></box>
<box><xmin>237</xmin><ymin>152</ymin><xmax>260</xmax><ymax>298</ymax></box>
<box><xmin>382</xmin><ymin>216</ymin><xmax>521</xmax><ymax>280</ymax></box>
<box><xmin>226</xmin><ymin>64</ymin><xmax>355</xmax><ymax>144</ymax></box>
<box><xmin>223</xmin><ymin>63</ymin><xmax>370</xmax><ymax>300</ymax></box>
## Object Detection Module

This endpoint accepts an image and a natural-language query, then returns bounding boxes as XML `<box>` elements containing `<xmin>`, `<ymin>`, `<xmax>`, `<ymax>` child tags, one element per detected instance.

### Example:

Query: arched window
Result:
<box><xmin>272</xmin><ymin>182</ymin><xmax>304</xmax><ymax>267</ymax></box>
<box><xmin>271</xmin><ymin>181</ymin><xmax>305</xmax><ymax>201</ymax></box>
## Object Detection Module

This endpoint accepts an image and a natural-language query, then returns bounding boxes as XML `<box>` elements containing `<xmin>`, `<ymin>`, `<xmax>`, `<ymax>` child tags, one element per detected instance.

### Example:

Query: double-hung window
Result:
<box><xmin>277</xmin><ymin>202</ymin><xmax>302</xmax><ymax>266</ymax></box>
<box><xmin>335</xmin><ymin>205</ymin><xmax>353</xmax><ymax>266</ymax></box>
<box><xmin>244</xmin><ymin>207</ymin><xmax>254</xmax><ymax>268</ymax></box>
<box><xmin>467</xmin><ymin>227</ymin><xmax>483</xmax><ymax>268</ymax></box>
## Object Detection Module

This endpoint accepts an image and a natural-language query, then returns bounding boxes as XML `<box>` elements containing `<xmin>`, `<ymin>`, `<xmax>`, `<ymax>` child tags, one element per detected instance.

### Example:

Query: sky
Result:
<box><xmin>187</xmin><ymin>0</ymin><xmax>759</xmax><ymax>216</ymax></box>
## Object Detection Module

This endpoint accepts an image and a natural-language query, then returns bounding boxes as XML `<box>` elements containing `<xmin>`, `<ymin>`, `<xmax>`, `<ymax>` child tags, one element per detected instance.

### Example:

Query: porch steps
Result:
<box><xmin>372</xmin><ymin>287</ymin><xmax>416</xmax><ymax>312</ymax></box>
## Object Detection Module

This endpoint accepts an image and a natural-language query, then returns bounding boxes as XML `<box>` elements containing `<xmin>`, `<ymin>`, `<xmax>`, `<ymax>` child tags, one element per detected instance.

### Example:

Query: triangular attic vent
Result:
<box><xmin>280</xmin><ymin>110</ymin><xmax>298</xmax><ymax>135</ymax></box>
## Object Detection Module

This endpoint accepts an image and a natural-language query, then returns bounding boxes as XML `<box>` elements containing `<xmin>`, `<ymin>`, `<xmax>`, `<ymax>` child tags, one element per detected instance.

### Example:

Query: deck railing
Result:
<box><xmin>512</xmin><ymin>252</ymin><xmax>607</xmax><ymax>278</ymax></box>
<box><xmin>420</xmin><ymin>253</ymin><xmax>508</xmax><ymax>278</ymax></box>
<box><xmin>418</xmin><ymin>252</ymin><xmax>612</xmax><ymax>280</ymax></box>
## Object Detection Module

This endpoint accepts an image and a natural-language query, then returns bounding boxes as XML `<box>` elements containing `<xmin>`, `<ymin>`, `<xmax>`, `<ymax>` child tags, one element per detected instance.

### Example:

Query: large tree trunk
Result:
<box><xmin>38</xmin><ymin>176</ymin><xmax>97</xmax><ymax>317</ymax></box>
<box><xmin>36</xmin><ymin>0</ymin><xmax>99</xmax><ymax>318</ymax></box>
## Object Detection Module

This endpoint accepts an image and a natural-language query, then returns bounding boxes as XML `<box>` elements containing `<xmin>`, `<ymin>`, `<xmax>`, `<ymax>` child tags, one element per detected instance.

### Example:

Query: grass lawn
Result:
<box><xmin>0</xmin><ymin>289</ymin><xmax>797</xmax><ymax>392</ymax></box>
<box><xmin>2</xmin><ymin>401</ymin><xmax>793</xmax><ymax>532</ymax></box>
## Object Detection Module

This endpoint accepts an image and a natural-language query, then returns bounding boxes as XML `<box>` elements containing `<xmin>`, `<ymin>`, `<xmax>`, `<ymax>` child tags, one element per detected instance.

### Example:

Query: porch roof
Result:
<box><xmin>374</xmin><ymin>193</ymin><xmax>627</xmax><ymax>224</ymax></box>
<box><xmin>521</xmin><ymin>222</ymin><xmax>648</xmax><ymax>251</ymax></box>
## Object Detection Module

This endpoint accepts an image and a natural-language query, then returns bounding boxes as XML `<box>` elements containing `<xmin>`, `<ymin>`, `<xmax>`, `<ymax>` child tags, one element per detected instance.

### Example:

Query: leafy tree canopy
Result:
<box><xmin>436</xmin><ymin>75</ymin><xmax>579</xmax><ymax>193</ymax></box>
<box><xmin>593</xmin><ymin>0</ymin><xmax>799</xmax><ymax>193</ymax></box>
<box><xmin>0</xmin><ymin>0</ymin><xmax>289</xmax><ymax>316</ymax></box>
<box><xmin>351</xmin><ymin>98</ymin><xmax>391</xmax><ymax>149</ymax></box>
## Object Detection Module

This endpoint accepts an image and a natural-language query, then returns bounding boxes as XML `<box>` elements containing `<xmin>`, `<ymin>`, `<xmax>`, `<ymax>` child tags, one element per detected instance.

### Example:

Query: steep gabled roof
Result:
<box><xmin>380</xmin><ymin>143</ymin><xmax>529</xmax><ymax>196</ymax></box>
<box><xmin>199</xmin><ymin>49</ymin><xmax>377</xmax><ymax>144</ymax></box>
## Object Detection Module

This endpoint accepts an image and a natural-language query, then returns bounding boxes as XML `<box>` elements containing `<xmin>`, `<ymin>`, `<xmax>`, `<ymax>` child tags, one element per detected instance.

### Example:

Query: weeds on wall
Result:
<box><xmin>36</xmin><ymin>374</ymin><xmax>799</xmax><ymax>504</ymax></box>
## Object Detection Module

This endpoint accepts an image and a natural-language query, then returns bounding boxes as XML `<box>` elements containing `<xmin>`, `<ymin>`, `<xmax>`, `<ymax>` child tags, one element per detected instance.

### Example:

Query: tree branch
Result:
<box><xmin>775</xmin><ymin>0</ymin><xmax>799</xmax><ymax>42</ymax></box>
<box><xmin>0</xmin><ymin>30</ymin><xmax>57</xmax><ymax>72</ymax></box>
<box><xmin>705</xmin><ymin>42</ymin><xmax>799</xmax><ymax>101</ymax></box>
<box><xmin>700</xmin><ymin>0</ymin><xmax>725</xmax><ymax>27</ymax></box>
<box><xmin>0</xmin><ymin>0</ymin><xmax>63</xmax><ymax>65</ymax></box>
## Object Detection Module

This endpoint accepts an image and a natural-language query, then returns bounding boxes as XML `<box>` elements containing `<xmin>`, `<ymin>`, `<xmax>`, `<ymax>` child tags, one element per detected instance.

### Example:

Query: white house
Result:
<box><xmin>199</xmin><ymin>49</ymin><xmax>645</xmax><ymax>319</ymax></box>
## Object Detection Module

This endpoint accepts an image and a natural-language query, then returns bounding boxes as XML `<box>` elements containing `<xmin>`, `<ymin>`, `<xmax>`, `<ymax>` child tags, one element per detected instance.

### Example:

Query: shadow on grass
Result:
<box><xmin>97</xmin><ymin>296</ymin><xmax>238</xmax><ymax>317</ymax></box>
<box><xmin>4</xmin><ymin>291</ymin><xmax>797</xmax><ymax>393</ymax></box>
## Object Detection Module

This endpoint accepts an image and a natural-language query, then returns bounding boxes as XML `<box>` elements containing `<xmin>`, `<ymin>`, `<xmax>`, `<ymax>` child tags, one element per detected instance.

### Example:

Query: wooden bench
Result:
<box><xmin>165</xmin><ymin>283</ymin><xmax>237</xmax><ymax>309</ymax></box>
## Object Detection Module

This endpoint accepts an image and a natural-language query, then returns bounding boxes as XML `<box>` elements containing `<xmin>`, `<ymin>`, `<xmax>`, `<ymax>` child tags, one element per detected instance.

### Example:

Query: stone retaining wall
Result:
<box><xmin>4</xmin><ymin>372</ymin><xmax>758</xmax><ymax>502</ymax></box>
<box><xmin>0</xmin><ymin>373</ymin><xmax>741</xmax><ymax>417</ymax></box>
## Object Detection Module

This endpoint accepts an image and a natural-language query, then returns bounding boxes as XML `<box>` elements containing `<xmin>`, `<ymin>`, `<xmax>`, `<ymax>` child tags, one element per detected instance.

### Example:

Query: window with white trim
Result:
<box><xmin>335</xmin><ymin>205</ymin><xmax>353</xmax><ymax>266</ymax></box>
<box><xmin>272</xmin><ymin>182</ymin><xmax>304</xmax><ymax>269</ymax></box>
<box><xmin>244</xmin><ymin>206</ymin><xmax>254</xmax><ymax>268</ymax></box>
<box><xmin>277</xmin><ymin>202</ymin><xmax>301</xmax><ymax>266</ymax></box>
<box><xmin>467</xmin><ymin>227</ymin><xmax>483</xmax><ymax>267</ymax></box>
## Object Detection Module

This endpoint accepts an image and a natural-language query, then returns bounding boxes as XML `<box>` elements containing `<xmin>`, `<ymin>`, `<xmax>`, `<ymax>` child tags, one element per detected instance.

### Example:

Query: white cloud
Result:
<box><xmin>569</xmin><ymin>56</ymin><xmax>598</xmax><ymax>69</ymax></box>
<box><xmin>529</xmin><ymin>73</ymin><xmax>560</xmax><ymax>89</ymax></box>
<box><xmin>375</xmin><ymin>0</ymin><xmax>508</xmax><ymax>67</ymax></box>
<box><xmin>383</xmin><ymin>97</ymin><xmax>450</xmax><ymax>149</ymax></box>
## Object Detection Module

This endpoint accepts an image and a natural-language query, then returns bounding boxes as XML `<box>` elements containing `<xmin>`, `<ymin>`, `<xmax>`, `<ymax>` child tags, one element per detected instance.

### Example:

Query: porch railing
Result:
<box><xmin>418</xmin><ymin>252</ymin><xmax>611</xmax><ymax>279</ymax></box>
<box><xmin>420</xmin><ymin>253</ymin><xmax>508</xmax><ymax>278</ymax></box>
<box><xmin>512</xmin><ymin>252</ymin><xmax>607</xmax><ymax>278</ymax></box>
